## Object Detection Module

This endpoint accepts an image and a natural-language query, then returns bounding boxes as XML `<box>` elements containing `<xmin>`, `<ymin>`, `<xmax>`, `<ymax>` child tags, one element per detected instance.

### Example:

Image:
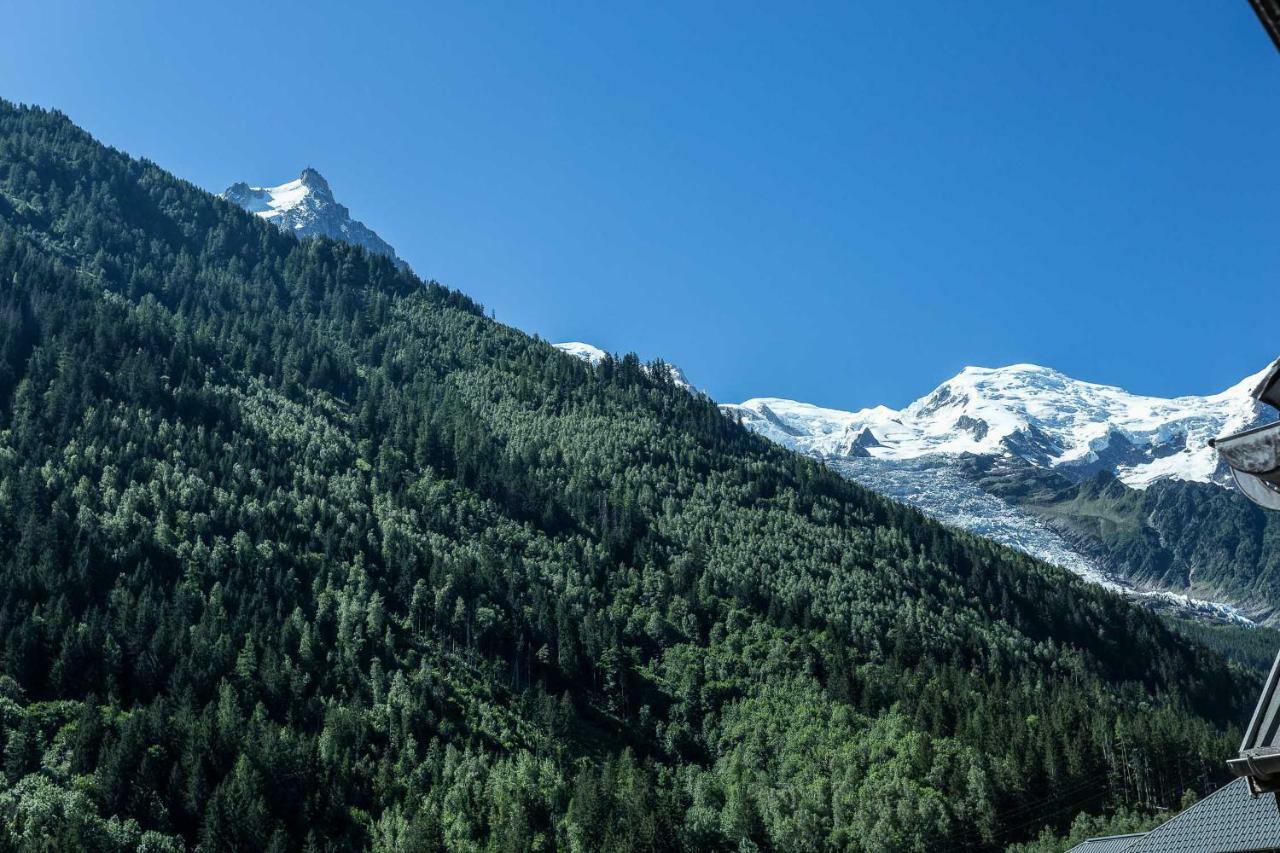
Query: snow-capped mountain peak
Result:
<box><xmin>723</xmin><ymin>362</ymin><xmax>1275</xmax><ymax>488</ymax></box>
<box><xmin>222</xmin><ymin>169</ymin><xmax>409</xmax><ymax>272</ymax></box>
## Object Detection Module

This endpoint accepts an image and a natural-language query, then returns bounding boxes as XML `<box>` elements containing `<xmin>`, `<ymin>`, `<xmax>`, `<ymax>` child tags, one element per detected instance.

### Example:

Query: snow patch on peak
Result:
<box><xmin>554</xmin><ymin>342</ymin><xmax>609</xmax><ymax>365</ymax></box>
<box><xmin>660</xmin><ymin>362</ymin><xmax>696</xmax><ymax>391</ymax></box>
<box><xmin>960</xmin><ymin>363</ymin><xmax>1063</xmax><ymax>379</ymax></box>
<box><xmin>224</xmin><ymin>176</ymin><xmax>314</xmax><ymax>222</ymax></box>
<box><xmin>1213</xmin><ymin>359</ymin><xmax>1279</xmax><ymax>401</ymax></box>
<box><xmin>554</xmin><ymin>342</ymin><xmax>696</xmax><ymax>391</ymax></box>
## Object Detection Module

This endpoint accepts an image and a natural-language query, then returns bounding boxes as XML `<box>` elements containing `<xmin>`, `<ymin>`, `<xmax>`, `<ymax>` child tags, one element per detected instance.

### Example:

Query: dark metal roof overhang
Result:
<box><xmin>1250</xmin><ymin>0</ymin><xmax>1280</xmax><ymax>54</ymax></box>
<box><xmin>1214</xmin><ymin>357</ymin><xmax>1280</xmax><ymax>790</ymax></box>
<box><xmin>1229</xmin><ymin>649</ymin><xmax>1280</xmax><ymax>793</ymax></box>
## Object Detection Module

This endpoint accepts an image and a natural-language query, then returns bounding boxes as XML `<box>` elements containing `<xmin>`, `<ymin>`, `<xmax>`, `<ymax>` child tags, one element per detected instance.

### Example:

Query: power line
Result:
<box><xmin>935</xmin><ymin>768</ymin><xmax>1117</xmax><ymax>853</ymax></box>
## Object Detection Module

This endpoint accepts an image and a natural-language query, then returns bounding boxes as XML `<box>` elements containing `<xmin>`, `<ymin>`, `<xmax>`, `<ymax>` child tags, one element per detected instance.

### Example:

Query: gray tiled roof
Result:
<box><xmin>1065</xmin><ymin>833</ymin><xmax>1146</xmax><ymax>853</ymax></box>
<box><xmin>1124</xmin><ymin>777</ymin><xmax>1280</xmax><ymax>852</ymax></box>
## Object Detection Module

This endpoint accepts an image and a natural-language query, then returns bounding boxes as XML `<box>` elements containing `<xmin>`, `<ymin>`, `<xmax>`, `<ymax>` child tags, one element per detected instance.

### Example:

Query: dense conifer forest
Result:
<box><xmin>0</xmin><ymin>100</ymin><xmax>1262</xmax><ymax>851</ymax></box>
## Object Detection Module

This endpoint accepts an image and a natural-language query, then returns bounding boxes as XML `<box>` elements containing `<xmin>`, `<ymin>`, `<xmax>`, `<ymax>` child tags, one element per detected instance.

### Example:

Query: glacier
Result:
<box><xmin>829</xmin><ymin>455</ymin><xmax>1255</xmax><ymax>625</ymax></box>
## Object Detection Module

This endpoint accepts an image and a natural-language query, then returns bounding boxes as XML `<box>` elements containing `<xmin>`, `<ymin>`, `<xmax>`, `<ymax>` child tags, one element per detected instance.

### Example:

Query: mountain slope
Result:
<box><xmin>222</xmin><ymin>167</ymin><xmax>409</xmax><ymax>272</ymax></box>
<box><xmin>0</xmin><ymin>101</ymin><xmax>1256</xmax><ymax>850</ymax></box>
<box><xmin>1018</xmin><ymin>473</ymin><xmax>1280</xmax><ymax>618</ymax></box>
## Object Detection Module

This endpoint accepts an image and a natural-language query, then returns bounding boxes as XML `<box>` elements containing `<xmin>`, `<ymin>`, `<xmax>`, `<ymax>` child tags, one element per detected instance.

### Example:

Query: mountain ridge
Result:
<box><xmin>557</xmin><ymin>341</ymin><xmax>1279</xmax><ymax>621</ymax></box>
<box><xmin>724</xmin><ymin>361</ymin><xmax>1274</xmax><ymax>488</ymax></box>
<box><xmin>553</xmin><ymin>341</ymin><xmax>696</xmax><ymax>390</ymax></box>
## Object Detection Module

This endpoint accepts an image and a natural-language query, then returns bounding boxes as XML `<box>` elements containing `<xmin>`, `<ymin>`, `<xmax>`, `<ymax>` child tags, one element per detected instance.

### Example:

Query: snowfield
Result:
<box><xmin>553</xmin><ymin>342</ymin><xmax>610</xmax><ymax>365</ymax></box>
<box><xmin>230</xmin><ymin>176</ymin><xmax>312</xmax><ymax>223</ymax></box>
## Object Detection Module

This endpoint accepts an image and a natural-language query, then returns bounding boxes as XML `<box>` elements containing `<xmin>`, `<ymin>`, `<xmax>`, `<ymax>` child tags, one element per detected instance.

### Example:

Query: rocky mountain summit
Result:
<box><xmin>222</xmin><ymin>168</ymin><xmax>409</xmax><ymax>272</ymax></box>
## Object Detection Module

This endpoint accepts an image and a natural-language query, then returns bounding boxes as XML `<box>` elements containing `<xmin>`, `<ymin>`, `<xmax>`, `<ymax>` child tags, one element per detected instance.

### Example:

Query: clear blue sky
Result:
<box><xmin>4</xmin><ymin>1</ymin><xmax>1279</xmax><ymax>408</ymax></box>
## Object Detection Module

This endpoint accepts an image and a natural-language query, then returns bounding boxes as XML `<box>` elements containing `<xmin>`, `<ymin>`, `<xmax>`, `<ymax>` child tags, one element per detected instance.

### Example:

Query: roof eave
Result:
<box><xmin>1250</xmin><ymin>0</ymin><xmax>1280</xmax><ymax>55</ymax></box>
<box><xmin>1228</xmin><ymin>752</ymin><xmax>1280</xmax><ymax>795</ymax></box>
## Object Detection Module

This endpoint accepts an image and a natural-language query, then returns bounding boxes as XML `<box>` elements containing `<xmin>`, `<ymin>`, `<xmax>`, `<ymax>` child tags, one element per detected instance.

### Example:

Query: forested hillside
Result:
<box><xmin>1029</xmin><ymin>474</ymin><xmax>1280</xmax><ymax>620</ymax></box>
<box><xmin>955</xmin><ymin>451</ymin><xmax>1280</xmax><ymax>622</ymax></box>
<box><xmin>0</xmin><ymin>100</ymin><xmax>1260</xmax><ymax>851</ymax></box>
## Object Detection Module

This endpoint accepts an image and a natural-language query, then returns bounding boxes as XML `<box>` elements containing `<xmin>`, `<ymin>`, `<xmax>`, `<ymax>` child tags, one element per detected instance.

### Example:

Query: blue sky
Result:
<box><xmin>4</xmin><ymin>1</ymin><xmax>1279</xmax><ymax>407</ymax></box>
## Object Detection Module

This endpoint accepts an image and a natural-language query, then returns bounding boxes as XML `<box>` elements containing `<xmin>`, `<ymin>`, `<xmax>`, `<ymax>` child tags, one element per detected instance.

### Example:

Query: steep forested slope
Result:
<box><xmin>0</xmin><ymin>101</ymin><xmax>1259</xmax><ymax>851</ymax></box>
<box><xmin>960</xmin><ymin>451</ymin><xmax>1280</xmax><ymax>621</ymax></box>
<box><xmin>1022</xmin><ymin>474</ymin><xmax>1280</xmax><ymax>619</ymax></box>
